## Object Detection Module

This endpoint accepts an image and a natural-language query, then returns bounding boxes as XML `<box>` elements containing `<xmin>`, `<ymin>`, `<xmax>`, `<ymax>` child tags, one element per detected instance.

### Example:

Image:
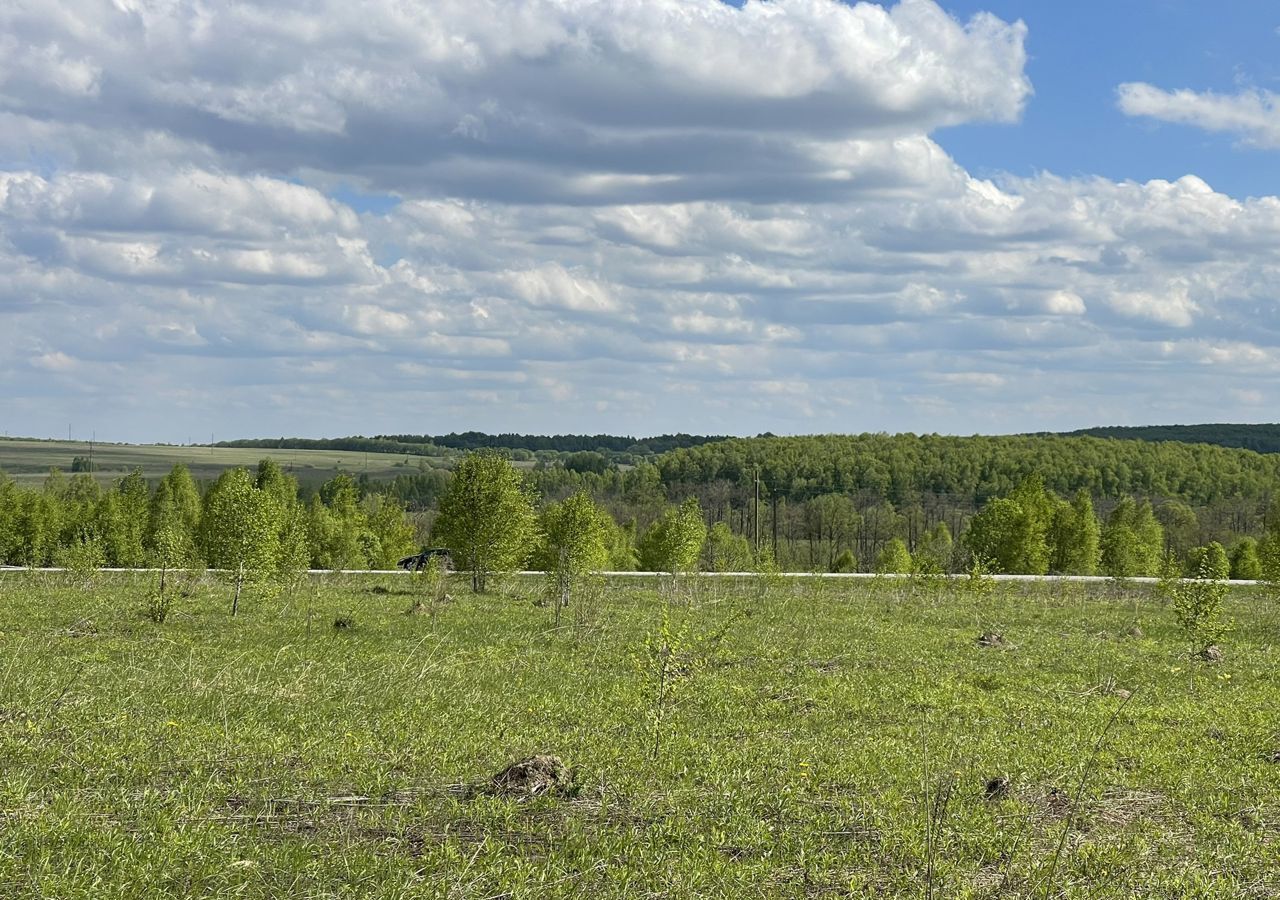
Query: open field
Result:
<box><xmin>0</xmin><ymin>573</ymin><xmax>1277</xmax><ymax>898</ymax></box>
<box><xmin>0</xmin><ymin>439</ymin><xmax>448</xmax><ymax>488</ymax></box>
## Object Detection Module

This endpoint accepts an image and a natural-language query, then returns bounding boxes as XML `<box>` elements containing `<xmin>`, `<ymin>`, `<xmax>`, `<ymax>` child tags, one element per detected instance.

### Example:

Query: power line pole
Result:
<box><xmin>754</xmin><ymin>466</ymin><xmax>761</xmax><ymax>553</ymax></box>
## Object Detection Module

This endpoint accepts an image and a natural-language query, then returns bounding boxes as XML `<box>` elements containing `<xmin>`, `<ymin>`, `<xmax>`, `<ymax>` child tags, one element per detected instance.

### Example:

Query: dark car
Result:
<box><xmin>397</xmin><ymin>548</ymin><xmax>453</xmax><ymax>572</ymax></box>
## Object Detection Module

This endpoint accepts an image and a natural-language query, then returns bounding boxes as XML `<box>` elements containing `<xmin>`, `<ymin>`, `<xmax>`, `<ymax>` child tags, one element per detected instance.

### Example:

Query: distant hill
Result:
<box><xmin>1057</xmin><ymin>424</ymin><xmax>1280</xmax><ymax>454</ymax></box>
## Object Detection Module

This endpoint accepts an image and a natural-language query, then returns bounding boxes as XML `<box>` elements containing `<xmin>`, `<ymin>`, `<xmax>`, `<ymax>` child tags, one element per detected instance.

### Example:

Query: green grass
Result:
<box><xmin>0</xmin><ymin>439</ymin><xmax>449</xmax><ymax>488</ymax></box>
<box><xmin>0</xmin><ymin>573</ymin><xmax>1277</xmax><ymax>898</ymax></box>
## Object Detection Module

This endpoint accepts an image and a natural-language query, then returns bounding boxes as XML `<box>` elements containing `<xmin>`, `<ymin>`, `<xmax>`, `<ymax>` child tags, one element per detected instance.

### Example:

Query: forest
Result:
<box><xmin>3</xmin><ymin>430</ymin><xmax>1280</xmax><ymax>579</ymax></box>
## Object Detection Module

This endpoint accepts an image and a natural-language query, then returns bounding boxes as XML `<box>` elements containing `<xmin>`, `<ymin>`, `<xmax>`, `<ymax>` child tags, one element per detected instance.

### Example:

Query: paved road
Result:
<box><xmin>0</xmin><ymin>566</ymin><xmax>1262</xmax><ymax>585</ymax></box>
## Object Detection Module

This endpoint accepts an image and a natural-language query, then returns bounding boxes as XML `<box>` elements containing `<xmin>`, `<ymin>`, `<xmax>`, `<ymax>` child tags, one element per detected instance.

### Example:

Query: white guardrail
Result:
<box><xmin>0</xmin><ymin>566</ymin><xmax>1263</xmax><ymax>585</ymax></box>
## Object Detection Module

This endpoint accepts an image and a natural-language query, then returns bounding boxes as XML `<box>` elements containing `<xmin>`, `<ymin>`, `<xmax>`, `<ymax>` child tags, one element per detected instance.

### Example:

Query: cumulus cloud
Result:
<box><xmin>1117</xmin><ymin>82</ymin><xmax>1280</xmax><ymax>148</ymax></box>
<box><xmin>3</xmin><ymin>1</ymin><xmax>1280</xmax><ymax>439</ymax></box>
<box><xmin>0</xmin><ymin>0</ymin><xmax>1029</xmax><ymax>202</ymax></box>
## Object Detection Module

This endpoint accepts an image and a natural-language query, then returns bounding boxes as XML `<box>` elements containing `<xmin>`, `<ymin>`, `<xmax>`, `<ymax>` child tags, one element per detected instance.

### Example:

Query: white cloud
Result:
<box><xmin>1117</xmin><ymin>82</ymin><xmax>1280</xmax><ymax>148</ymax></box>
<box><xmin>4</xmin><ymin>1</ymin><xmax>1280</xmax><ymax>439</ymax></box>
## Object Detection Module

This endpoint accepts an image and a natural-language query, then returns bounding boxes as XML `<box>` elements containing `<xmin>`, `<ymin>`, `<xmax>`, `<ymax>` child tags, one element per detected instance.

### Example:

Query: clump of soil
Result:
<box><xmin>984</xmin><ymin>775</ymin><xmax>1011</xmax><ymax>801</ymax></box>
<box><xmin>976</xmin><ymin>631</ymin><xmax>1008</xmax><ymax>649</ymax></box>
<box><xmin>1042</xmin><ymin>786</ymin><xmax>1073</xmax><ymax>818</ymax></box>
<box><xmin>60</xmin><ymin>618</ymin><xmax>98</xmax><ymax>637</ymax></box>
<box><xmin>487</xmin><ymin>754</ymin><xmax>575</xmax><ymax>798</ymax></box>
<box><xmin>1199</xmin><ymin>645</ymin><xmax>1223</xmax><ymax>663</ymax></box>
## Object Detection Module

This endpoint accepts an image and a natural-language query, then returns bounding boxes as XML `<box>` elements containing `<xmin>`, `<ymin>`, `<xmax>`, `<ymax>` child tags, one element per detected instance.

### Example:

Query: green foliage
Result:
<box><xmin>537</xmin><ymin>492</ymin><xmax>612</xmax><ymax>624</ymax></box>
<box><xmin>912</xmin><ymin>522</ymin><xmax>953</xmax><ymax>574</ymax></box>
<box><xmin>1228</xmin><ymin>537</ymin><xmax>1261</xmax><ymax>580</ymax></box>
<box><xmin>831</xmin><ymin>548</ymin><xmax>858</xmax><ymax>574</ymax></box>
<box><xmin>1185</xmin><ymin>542</ymin><xmax>1230</xmax><ymax>581</ymax></box>
<box><xmin>874</xmin><ymin>538</ymin><xmax>912</xmax><ymax>574</ymax></box>
<box><xmin>1172</xmin><ymin>556</ymin><xmax>1230</xmax><ymax>654</ymax></box>
<box><xmin>659</xmin><ymin>432</ymin><xmax>1280</xmax><ymax>507</ymax></box>
<box><xmin>201</xmin><ymin>467</ymin><xmax>282</xmax><ymax>615</ymax></box>
<box><xmin>433</xmin><ymin>450</ymin><xmax>539</xmax><ymax>592</ymax></box>
<box><xmin>1100</xmin><ymin>498</ymin><xmax>1164</xmax><ymax>578</ymax></box>
<box><xmin>703</xmin><ymin>522</ymin><xmax>753</xmax><ymax>573</ymax></box>
<box><xmin>637</xmin><ymin>603</ymin><xmax>704</xmax><ymax>760</ymax></box>
<box><xmin>53</xmin><ymin>528</ymin><xmax>105</xmax><ymax>581</ymax></box>
<box><xmin>362</xmin><ymin>495</ymin><xmax>417</xmax><ymax>570</ymax></box>
<box><xmin>962</xmin><ymin>475</ymin><xmax>1062</xmax><ymax>575</ymax></box>
<box><xmin>1048</xmin><ymin>490</ymin><xmax>1100</xmax><ymax>575</ymax></box>
<box><xmin>637</xmin><ymin>497</ymin><xmax>707</xmax><ymax>574</ymax></box>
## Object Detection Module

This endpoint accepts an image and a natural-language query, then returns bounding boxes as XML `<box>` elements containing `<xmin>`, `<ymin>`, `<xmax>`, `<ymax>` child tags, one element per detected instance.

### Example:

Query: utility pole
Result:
<box><xmin>754</xmin><ymin>466</ymin><xmax>761</xmax><ymax>553</ymax></box>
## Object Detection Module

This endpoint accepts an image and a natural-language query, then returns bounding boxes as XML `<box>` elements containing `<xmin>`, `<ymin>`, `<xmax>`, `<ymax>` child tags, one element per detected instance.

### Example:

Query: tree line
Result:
<box><xmin>5</xmin><ymin>436</ymin><xmax>1280</xmax><ymax>581</ymax></box>
<box><xmin>0</xmin><ymin>460</ymin><xmax>416</xmax><ymax>574</ymax></box>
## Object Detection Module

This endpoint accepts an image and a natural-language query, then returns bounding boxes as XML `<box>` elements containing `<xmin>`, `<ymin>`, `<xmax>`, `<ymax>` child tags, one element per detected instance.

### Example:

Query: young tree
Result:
<box><xmin>1185</xmin><ymin>542</ymin><xmax>1230</xmax><ymax>581</ymax></box>
<box><xmin>962</xmin><ymin>475</ymin><xmax>1055</xmax><ymax>575</ymax></box>
<box><xmin>703</xmin><ymin>521</ymin><xmax>753</xmax><ymax>573</ymax></box>
<box><xmin>875</xmin><ymin>537</ymin><xmax>912</xmax><ymax>574</ymax></box>
<box><xmin>1048</xmin><ymin>490</ymin><xmax>1100</xmax><ymax>575</ymax></box>
<box><xmin>637</xmin><ymin>497</ymin><xmax>707</xmax><ymax>574</ymax></box>
<box><xmin>201</xmin><ymin>468</ymin><xmax>280</xmax><ymax>615</ymax></box>
<box><xmin>913</xmin><ymin>522</ymin><xmax>953</xmax><ymax>574</ymax></box>
<box><xmin>1229</xmin><ymin>537</ymin><xmax>1262</xmax><ymax>580</ymax></box>
<box><xmin>363</xmin><ymin>494</ymin><xmax>418</xmax><ymax>570</ymax></box>
<box><xmin>433</xmin><ymin>450</ymin><xmax>538</xmax><ymax>593</ymax></box>
<box><xmin>537</xmin><ymin>491</ymin><xmax>611</xmax><ymax>623</ymax></box>
<box><xmin>1100</xmin><ymin>497</ymin><xmax>1164</xmax><ymax>578</ymax></box>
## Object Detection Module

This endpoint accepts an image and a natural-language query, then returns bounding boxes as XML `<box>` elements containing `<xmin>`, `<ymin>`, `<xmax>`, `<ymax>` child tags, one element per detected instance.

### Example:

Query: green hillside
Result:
<box><xmin>656</xmin><ymin>432</ymin><xmax>1280</xmax><ymax>506</ymax></box>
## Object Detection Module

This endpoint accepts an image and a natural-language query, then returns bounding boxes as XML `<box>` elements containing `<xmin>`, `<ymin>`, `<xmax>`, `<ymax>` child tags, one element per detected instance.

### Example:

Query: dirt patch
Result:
<box><xmin>976</xmin><ymin>631</ymin><xmax>1010</xmax><ymax>649</ymax></box>
<box><xmin>984</xmin><ymin>775</ymin><xmax>1011</xmax><ymax>801</ymax></box>
<box><xmin>486</xmin><ymin>754</ymin><xmax>576</xmax><ymax>799</ymax></box>
<box><xmin>59</xmin><ymin>618</ymin><xmax>98</xmax><ymax>637</ymax></box>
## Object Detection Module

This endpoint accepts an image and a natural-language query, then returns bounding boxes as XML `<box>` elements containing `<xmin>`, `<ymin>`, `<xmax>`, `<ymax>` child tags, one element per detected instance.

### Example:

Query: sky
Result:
<box><xmin>2</xmin><ymin>0</ymin><xmax>1280</xmax><ymax>443</ymax></box>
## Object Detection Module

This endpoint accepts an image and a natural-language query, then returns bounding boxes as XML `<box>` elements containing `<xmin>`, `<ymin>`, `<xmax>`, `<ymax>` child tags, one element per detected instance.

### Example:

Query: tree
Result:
<box><xmin>1156</xmin><ymin>500</ymin><xmax>1199</xmax><ymax>562</ymax></box>
<box><xmin>1100</xmin><ymin>497</ymin><xmax>1164</xmax><ymax>578</ymax></box>
<box><xmin>637</xmin><ymin>497</ymin><xmax>707</xmax><ymax>574</ymax></box>
<box><xmin>537</xmin><ymin>491</ymin><xmax>611</xmax><ymax>623</ymax></box>
<box><xmin>913</xmin><ymin>522</ymin><xmax>953</xmax><ymax>574</ymax></box>
<box><xmin>433</xmin><ymin>451</ymin><xmax>538</xmax><ymax>592</ymax></box>
<box><xmin>1229</xmin><ymin>537</ymin><xmax>1262</xmax><ymax>580</ymax></box>
<box><xmin>363</xmin><ymin>494</ymin><xmax>418</xmax><ymax>570</ymax></box>
<box><xmin>1048</xmin><ymin>490</ymin><xmax>1100</xmax><ymax>575</ymax></box>
<box><xmin>703</xmin><ymin>522</ymin><xmax>753</xmax><ymax>573</ymax></box>
<box><xmin>875</xmin><ymin>538</ymin><xmax>912</xmax><ymax>574</ymax></box>
<box><xmin>201</xmin><ymin>468</ymin><xmax>280</xmax><ymax>615</ymax></box>
<box><xmin>1185</xmin><ymin>542</ymin><xmax>1230</xmax><ymax>581</ymax></box>
<box><xmin>962</xmin><ymin>475</ymin><xmax>1055</xmax><ymax>575</ymax></box>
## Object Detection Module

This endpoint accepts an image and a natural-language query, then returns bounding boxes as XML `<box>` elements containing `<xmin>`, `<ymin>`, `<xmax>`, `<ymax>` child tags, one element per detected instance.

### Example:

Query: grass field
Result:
<box><xmin>0</xmin><ymin>439</ymin><xmax>448</xmax><ymax>488</ymax></box>
<box><xmin>0</xmin><ymin>572</ymin><xmax>1277</xmax><ymax>898</ymax></box>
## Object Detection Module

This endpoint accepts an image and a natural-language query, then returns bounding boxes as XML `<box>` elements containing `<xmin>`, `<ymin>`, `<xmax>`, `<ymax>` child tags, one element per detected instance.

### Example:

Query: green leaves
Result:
<box><xmin>433</xmin><ymin>450</ymin><xmax>538</xmax><ymax>592</ymax></box>
<box><xmin>637</xmin><ymin>497</ymin><xmax>707</xmax><ymax>574</ymax></box>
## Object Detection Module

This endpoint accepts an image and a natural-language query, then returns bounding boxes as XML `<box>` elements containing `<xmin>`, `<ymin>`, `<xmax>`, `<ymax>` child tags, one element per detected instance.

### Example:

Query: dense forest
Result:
<box><xmin>1059</xmin><ymin>424</ymin><xmax>1280</xmax><ymax>454</ymax></box>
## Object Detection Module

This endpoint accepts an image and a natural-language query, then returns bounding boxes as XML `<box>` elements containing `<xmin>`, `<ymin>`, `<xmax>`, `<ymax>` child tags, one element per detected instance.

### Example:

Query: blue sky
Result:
<box><xmin>1</xmin><ymin>0</ymin><xmax>1279</xmax><ymax>442</ymax></box>
<box><xmin>938</xmin><ymin>0</ymin><xmax>1280</xmax><ymax>195</ymax></box>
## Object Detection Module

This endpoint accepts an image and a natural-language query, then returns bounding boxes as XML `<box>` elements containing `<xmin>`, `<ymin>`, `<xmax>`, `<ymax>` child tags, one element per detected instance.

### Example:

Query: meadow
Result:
<box><xmin>0</xmin><ymin>439</ymin><xmax>445</xmax><ymax>490</ymax></box>
<box><xmin>0</xmin><ymin>572</ymin><xmax>1276</xmax><ymax>898</ymax></box>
